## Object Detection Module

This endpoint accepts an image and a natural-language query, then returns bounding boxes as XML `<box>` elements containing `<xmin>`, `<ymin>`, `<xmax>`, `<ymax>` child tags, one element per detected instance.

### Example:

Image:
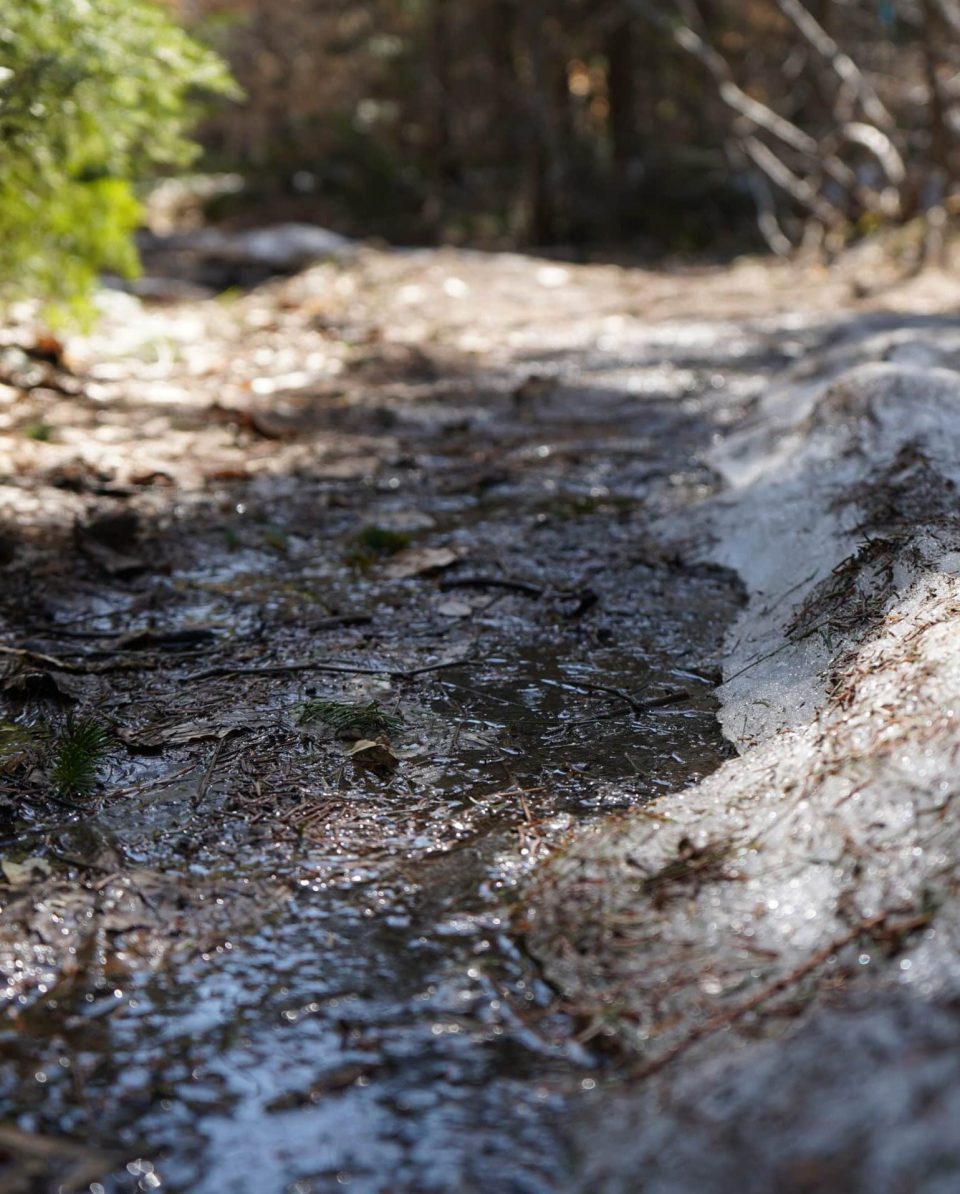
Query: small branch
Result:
<box><xmin>184</xmin><ymin>655</ymin><xmax>477</xmax><ymax>682</ymax></box>
<box><xmin>775</xmin><ymin>0</ymin><xmax>898</xmax><ymax>135</ymax></box>
<box><xmin>637</xmin><ymin>689</ymin><xmax>690</xmax><ymax>711</ymax></box>
<box><xmin>743</xmin><ymin>135</ymin><xmax>842</xmax><ymax>225</ymax></box>
<box><xmin>438</xmin><ymin>575</ymin><xmax>544</xmax><ymax>597</ymax></box>
<box><xmin>549</xmin><ymin>678</ymin><xmax>647</xmax><ymax>714</ymax></box>
<box><xmin>628</xmin><ymin>0</ymin><xmax>818</xmax><ymax>155</ymax></box>
<box><xmin>559</xmin><ymin>679</ymin><xmax>690</xmax><ymax>715</ymax></box>
<box><xmin>195</xmin><ymin>734</ymin><xmax>230</xmax><ymax>809</ymax></box>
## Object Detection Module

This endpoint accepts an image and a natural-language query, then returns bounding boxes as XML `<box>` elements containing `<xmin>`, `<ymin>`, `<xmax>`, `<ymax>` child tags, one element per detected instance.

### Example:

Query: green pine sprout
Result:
<box><xmin>51</xmin><ymin>718</ymin><xmax>110</xmax><ymax>796</ymax></box>
<box><xmin>297</xmin><ymin>699</ymin><xmax>402</xmax><ymax>738</ymax></box>
<box><xmin>355</xmin><ymin>526</ymin><xmax>411</xmax><ymax>555</ymax></box>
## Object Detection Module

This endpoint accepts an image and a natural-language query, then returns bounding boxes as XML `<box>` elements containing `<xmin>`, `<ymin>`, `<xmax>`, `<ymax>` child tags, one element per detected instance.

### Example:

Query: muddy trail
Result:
<box><xmin>0</xmin><ymin>243</ymin><xmax>938</xmax><ymax>1192</ymax></box>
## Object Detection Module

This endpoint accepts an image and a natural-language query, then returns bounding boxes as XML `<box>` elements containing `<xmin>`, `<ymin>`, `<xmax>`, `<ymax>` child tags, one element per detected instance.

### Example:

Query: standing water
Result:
<box><xmin>0</xmin><ymin>250</ymin><xmax>816</xmax><ymax>1191</ymax></box>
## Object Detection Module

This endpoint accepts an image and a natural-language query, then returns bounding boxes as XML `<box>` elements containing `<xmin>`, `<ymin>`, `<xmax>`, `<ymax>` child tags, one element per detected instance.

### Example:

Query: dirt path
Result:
<box><xmin>0</xmin><ymin>242</ymin><xmax>955</xmax><ymax>1191</ymax></box>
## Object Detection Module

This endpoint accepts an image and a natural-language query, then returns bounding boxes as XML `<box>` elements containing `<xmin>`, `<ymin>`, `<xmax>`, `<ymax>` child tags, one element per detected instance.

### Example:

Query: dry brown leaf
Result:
<box><xmin>346</xmin><ymin>738</ymin><xmax>399</xmax><ymax>773</ymax></box>
<box><xmin>2</xmin><ymin>856</ymin><xmax>52</xmax><ymax>887</ymax></box>
<box><xmin>436</xmin><ymin>599</ymin><xmax>472</xmax><ymax>618</ymax></box>
<box><xmin>383</xmin><ymin>546</ymin><xmax>459</xmax><ymax>579</ymax></box>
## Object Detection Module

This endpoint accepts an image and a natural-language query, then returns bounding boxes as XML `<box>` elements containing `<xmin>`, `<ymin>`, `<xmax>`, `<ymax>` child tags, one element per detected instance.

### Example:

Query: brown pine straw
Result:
<box><xmin>627</xmin><ymin>909</ymin><xmax>933</xmax><ymax>1081</ymax></box>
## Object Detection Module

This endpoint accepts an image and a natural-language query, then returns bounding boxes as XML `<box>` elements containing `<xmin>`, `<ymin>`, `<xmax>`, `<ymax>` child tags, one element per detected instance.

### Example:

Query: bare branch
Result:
<box><xmin>932</xmin><ymin>0</ymin><xmax>960</xmax><ymax>39</ymax></box>
<box><xmin>628</xmin><ymin>0</ymin><xmax>818</xmax><ymax>155</ymax></box>
<box><xmin>746</xmin><ymin>169</ymin><xmax>795</xmax><ymax>255</ymax></box>
<box><xmin>840</xmin><ymin>121</ymin><xmax>907</xmax><ymax>187</ymax></box>
<box><xmin>774</xmin><ymin>0</ymin><xmax>899</xmax><ymax>135</ymax></box>
<box><xmin>742</xmin><ymin>135</ymin><xmax>844</xmax><ymax>225</ymax></box>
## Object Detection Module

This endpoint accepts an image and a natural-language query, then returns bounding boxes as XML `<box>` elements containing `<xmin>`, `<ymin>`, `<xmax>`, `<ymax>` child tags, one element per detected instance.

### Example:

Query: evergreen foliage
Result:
<box><xmin>297</xmin><ymin>699</ymin><xmax>402</xmax><ymax>739</ymax></box>
<box><xmin>0</xmin><ymin>0</ymin><xmax>238</xmax><ymax>317</ymax></box>
<box><xmin>51</xmin><ymin>717</ymin><xmax>110</xmax><ymax>796</ymax></box>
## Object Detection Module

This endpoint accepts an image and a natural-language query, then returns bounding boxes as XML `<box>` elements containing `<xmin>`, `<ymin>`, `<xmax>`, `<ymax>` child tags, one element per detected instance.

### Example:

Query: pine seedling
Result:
<box><xmin>51</xmin><ymin>718</ymin><xmax>110</xmax><ymax>796</ymax></box>
<box><xmin>297</xmin><ymin>699</ymin><xmax>402</xmax><ymax>739</ymax></box>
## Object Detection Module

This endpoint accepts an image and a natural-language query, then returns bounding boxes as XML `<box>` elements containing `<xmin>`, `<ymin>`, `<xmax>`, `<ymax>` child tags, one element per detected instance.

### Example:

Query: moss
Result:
<box><xmin>346</xmin><ymin>524</ymin><xmax>412</xmax><ymax>569</ymax></box>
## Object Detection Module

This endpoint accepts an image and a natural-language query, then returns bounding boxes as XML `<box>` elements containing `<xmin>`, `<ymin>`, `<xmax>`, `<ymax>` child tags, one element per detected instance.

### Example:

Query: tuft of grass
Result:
<box><xmin>356</xmin><ymin>525</ymin><xmax>411</xmax><ymax>555</ymax></box>
<box><xmin>22</xmin><ymin>422</ymin><xmax>54</xmax><ymax>442</ymax></box>
<box><xmin>346</xmin><ymin>525</ymin><xmax>412</xmax><ymax>571</ymax></box>
<box><xmin>261</xmin><ymin>525</ymin><xmax>289</xmax><ymax>554</ymax></box>
<box><xmin>51</xmin><ymin>718</ymin><xmax>110</xmax><ymax>796</ymax></box>
<box><xmin>297</xmin><ymin>698</ymin><xmax>402</xmax><ymax>739</ymax></box>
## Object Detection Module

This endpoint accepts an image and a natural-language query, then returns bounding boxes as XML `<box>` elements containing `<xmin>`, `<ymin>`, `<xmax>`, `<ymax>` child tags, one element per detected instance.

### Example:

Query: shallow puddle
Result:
<box><xmin>0</xmin><ymin>250</ymin><xmax>791</xmax><ymax>1192</ymax></box>
<box><xmin>0</xmin><ymin>592</ymin><xmax>739</xmax><ymax>1192</ymax></box>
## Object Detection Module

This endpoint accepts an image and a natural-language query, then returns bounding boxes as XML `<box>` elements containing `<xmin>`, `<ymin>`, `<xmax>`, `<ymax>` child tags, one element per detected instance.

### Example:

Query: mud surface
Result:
<box><xmin>3</xmin><ymin>241</ymin><xmax>957</xmax><ymax>1192</ymax></box>
<box><xmin>0</xmin><ymin>246</ymin><xmax>759</xmax><ymax>1193</ymax></box>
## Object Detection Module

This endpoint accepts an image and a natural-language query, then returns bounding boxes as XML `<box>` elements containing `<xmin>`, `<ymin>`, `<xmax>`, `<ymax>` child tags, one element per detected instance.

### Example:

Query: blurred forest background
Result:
<box><xmin>173</xmin><ymin>0</ymin><xmax>959</xmax><ymax>255</ymax></box>
<box><xmin>5</xmin><ymin>0</ymin><xmax>960</xmax><ymax>316</ymax></box>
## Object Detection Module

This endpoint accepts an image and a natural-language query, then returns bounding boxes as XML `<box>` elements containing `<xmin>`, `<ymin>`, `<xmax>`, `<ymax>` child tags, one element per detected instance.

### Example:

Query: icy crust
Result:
<box><xmin>523</xmin><ymin>358</ymin><xmax>960</xmax><ymax>1186</ymax></box>
<box><xmin>706</xmin><ymin>360</ymin><xmax>960</xmax><ymax>745</ymax></box>
<box><xmin>573</xmin><ymin>994</ymin><xmax>960</xmax><ymax>1194</ymax></box>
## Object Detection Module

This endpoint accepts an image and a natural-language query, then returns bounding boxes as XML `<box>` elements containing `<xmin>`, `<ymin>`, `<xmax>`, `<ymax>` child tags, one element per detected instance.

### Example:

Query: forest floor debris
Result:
<box><xmin>3</xmin><ymin>239</ymin><xmax>960</xmax><ymax>1189</ymax></box>
<box><xmin>0</xmin><ymin>242</ymin><xmax>753</xmax><ymax>1191</ymax></box>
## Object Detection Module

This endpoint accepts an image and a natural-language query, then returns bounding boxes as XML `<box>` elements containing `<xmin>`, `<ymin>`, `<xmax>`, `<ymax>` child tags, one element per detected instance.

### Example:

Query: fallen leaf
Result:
<box><xmin>2</xmin><ymin>856</ymin><xmax>52</xmax><ymax>887</ymax></box>
<box><xmin>76</xmin><ymin>536</ymin><xmax>149</xmax><ymax>579</ymax></box>
<box><xmin>204</xmin><ymin>466</ymin><xmax>251</xmax><ymax>481</ymax></box>
<box><xmin>29</xmin><ymin>333</ymin><xmax>67</xmax><ymax>367</ymax></box>
<box><xmin>3</xmin><ymin>666</ymin><xmax>81</xmax><ymax>702</ymax></box>
<box><xmin>383</xmin><ymin>546</ymin><xmax>459</xmax><ymax>579</ymax></box>
<box><xmin>114</xmin><ymin>627</ymin><xmax>216</xmax><ymax>652</ymax></box>
<box><xmin>75</xmin><ymin>510</ymin><xmax>148</xmax><ymax>577</ymax></box>
<box><xmin>129</xmin><ymin>470</ymin><xmax>174</xmax><ymax>487</ymax></box>
<box><xmin>80</xmin><ymin>507</ymin><xmax>140</xmax><ymax>549</ymax></box>
<box><xmin>266</xmin><ymin>1062</ymin><xmax>382</xmax><ymax>1111</ymax></box>
<box><xmin>346</xmin><ymin>738</ymin><xmax>399</xmax><ymax>773</ymax></box>
<box><xmin>437</xmin><ymin>599</ymin><xmax>472</xmax><ymax>618</ymax></box>
<box><xmin>512</xmin><ymin>374</ymin><xmax>555</xmax><ymax>403</ymax></box>
<box><xmin>119</xmin><ymin>713</ymin><xmax>268</xmax><ymax>750</ymax></box>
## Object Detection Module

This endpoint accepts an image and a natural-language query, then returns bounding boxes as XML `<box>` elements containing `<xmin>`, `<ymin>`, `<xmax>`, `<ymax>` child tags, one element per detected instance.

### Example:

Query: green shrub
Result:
<box><xmin>0</xmin><ymin>0</ymin><xmax>238</xmax><ymax>319</ymax></box>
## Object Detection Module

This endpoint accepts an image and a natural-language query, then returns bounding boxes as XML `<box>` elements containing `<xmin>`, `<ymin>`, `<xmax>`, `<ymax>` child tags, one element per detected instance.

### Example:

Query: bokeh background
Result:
<box><xmin>174</xmin><ymin>1</ymin><xmax>944</xmax><ymax>254</ymax></box>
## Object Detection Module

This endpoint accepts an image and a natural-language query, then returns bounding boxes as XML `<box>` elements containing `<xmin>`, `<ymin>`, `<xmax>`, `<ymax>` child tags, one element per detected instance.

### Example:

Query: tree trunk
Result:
<box><xmin>605</xmin><ymin>14</ymin><xmax>642</xmax><ymax>234</ymax></box>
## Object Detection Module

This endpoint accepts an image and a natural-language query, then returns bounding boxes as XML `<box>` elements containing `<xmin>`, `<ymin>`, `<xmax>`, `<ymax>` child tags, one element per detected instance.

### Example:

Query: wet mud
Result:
<box><xmin>0</xmin><ymin>246</ymin><xmax>856</xmax><ymax>1192</ymax></box>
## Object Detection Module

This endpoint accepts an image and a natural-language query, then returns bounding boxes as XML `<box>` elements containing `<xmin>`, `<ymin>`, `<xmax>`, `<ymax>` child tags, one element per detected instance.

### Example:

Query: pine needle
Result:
<box><xmin>51</xmin><ymin>718</ymin><xmax>109</xmax><ymax>796</ymax></box>
<box><xmin>297</xmin><ymin>699</ymin><xmax>402</xmax><ymax>738</ymax></box>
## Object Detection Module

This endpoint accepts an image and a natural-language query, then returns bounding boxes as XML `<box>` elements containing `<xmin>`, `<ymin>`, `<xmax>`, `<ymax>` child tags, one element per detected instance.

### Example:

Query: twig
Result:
<box><xmin>636</xmin><ymin>689</ymin><xmax>690</xmax><ymax>711</ymax></box>
<box><xmin>308</xmin><ymin>614</ymin><xmax>374</xmax><ymax>631</ymax></box>
<box><xmin>44</xmin><ymin>850</ymin><xmax>116</xmax><ymax>874</ymax></box>
<box><xmin>0</xmin><ymin>643</ymin><xmax>161</xmax><ymax>676</ymax></box>
<box><xmin>545</xmin><ymin>676</ymin><xmax>645</xmax><ymax>714</ymax></box>
<box><xmin>438</xmin><ymin>575</ymin><xmax>544</xmax><ymax>597</ymax></box>
<box><xmin>723</xmin><ymin>617</ymin><xmax>833</xmax><ymax>685</ymax></box>
<box><xmin>0</xmin><ymin>644</ymin><xmax>85</xmax><ymax>673</ymax></box>
<box><xmin>184</xmin><ymin>654</ymin><xmax>477</xmax><ymax>682</ymax></box>
<box><xmin>554</xmin><ymin>678</ymin><xmax>689</xmax><ymax>714</ymax></box>
<box><xmin>775</xmin><ymin>0</ymin><xmax>898</xmax><ymax>135</ymax></box>
<box><xmin>195</xmin><ymin>734</ymin><xmax>229</xmax><ymax>809</ymax></box>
